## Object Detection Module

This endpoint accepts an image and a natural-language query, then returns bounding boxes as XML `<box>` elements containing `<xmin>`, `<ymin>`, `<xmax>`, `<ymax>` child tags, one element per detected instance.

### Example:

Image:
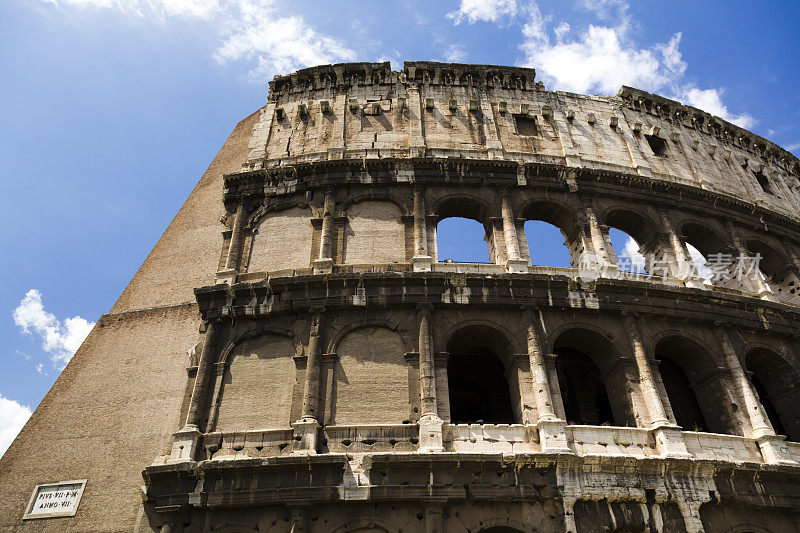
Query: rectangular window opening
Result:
<box><xmin>645</xmin><ymin>134</ymin><xmax>668</xmax><ymax>156</ymax></box>
<box><xmin>755</xmin><ymin>171</ymin><xmax>773</xmax><ymax>194</ymax></box>
<box><xmin>513</xmin><ymin>114</ymin><xmax>539</xmax><ymax>136</ymax></box>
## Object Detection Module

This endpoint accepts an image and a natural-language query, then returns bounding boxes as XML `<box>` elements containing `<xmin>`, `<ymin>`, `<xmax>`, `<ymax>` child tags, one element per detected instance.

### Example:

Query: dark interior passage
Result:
<box><xmin>750</xmin><ymin>373</ymin><xmax>788</xmax><ymax>437</ymax></box>
<box><xmin>447</xmin><ymin>350</ymin><xmax>515</xmax><ymax>424</ymax></box>
<box><xmin>657</xmin><ymin>356</ymin><xmax>709</xmax><ymax>432</ymax></box>
<box><xmin>554</xmin><ymin>347</ymin><xmax>615</xmax><ymax>425</ymax></box>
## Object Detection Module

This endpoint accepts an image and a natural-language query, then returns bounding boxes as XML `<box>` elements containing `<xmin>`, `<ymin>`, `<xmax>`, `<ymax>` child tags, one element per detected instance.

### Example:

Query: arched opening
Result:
<box><xmin>478</xmin><ymin>528</ymin><xmax>525</xmax><ymax>533</ymax></box>
<box><xmin>447</xmin><ymin>325</ymin><xmax>517</xmax><ymax>424</ymax></box>
<box><xmin>655</xmin><ymin>336</ymin><xmax>739</xmax><ymax>435</ymax></box>
<box><xmin>682</xmin><ymin>222</ymin><xmax>732</xmax><ymax>286</ymax></box>
<box><xmin>522</xmin><ymin>201</ymin><xmax>579</xmax><ymax>268</ymax></box>
<box><xmin>434</xmin><ymin>197</ymin><xmax>493</xmax><ymax>264</ymax></box>
<box><xmin>609</xmin><ymin>228</ymin><xmax>647</xmax><ymax>274</ymax></box>
<box><xmin>746</xmin><ymin>239</ymin><xmax>787</xmax><ymax>284</ymax></box>
<box><xmin>746</xmin><ymin>348</ymin><xmax>800</xmax><ymax>441</ymax></box>
<box><xmin>655</xmin><ymin>355</ymin><xmax>709</xmax><ymax>432</ymax></box>
<box><xmin>436</xmin><ymin>217</ymin><xmax>491</xmax><ymax>263</ymax></box>
<box><xmin>552</xmin><ymin>328</ymin><xmax>625</xmax><ymax>426</ymax></box>
<box><xmin>606</xmin><ymin>210</ymin><xmax>661</xmax><ymax>276</ymax></box>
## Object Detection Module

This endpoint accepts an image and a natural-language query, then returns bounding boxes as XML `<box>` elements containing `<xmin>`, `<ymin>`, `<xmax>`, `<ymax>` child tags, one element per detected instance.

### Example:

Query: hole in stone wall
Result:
<box><xmin>754</xmin><ymin>171</ymin><xmax>773</xmax><ymax>194</ymax></box>
<box><xmin>644</xmin><ymin>134</ymin><xmax>668</xmax><ymax>156</ymax></box>
<box><xmin>447</xmin><ymin>326</ymin><xmax>517</xmax><ymax>424</ymax></box>
<box><xmin>436</xmin><ymin>217</ymin><xmax>491</xmax><ymax>263</ymax></box>
<box><xmin>524</xmin><ymin>220</ymin><xmax>573</xmax><ymax>268</ymax></box>
<box><xmin>656</xmin><ymin>355</ymin><xmax>709</xmax><ymax>432</ymax></box>
<box><xmin>609</xmin><ymin>228</ymin><xmax>647</xmax><ymax>274</ymax></box>
<box><xmin>513</xmin><ymin>114</ymin><xmax>539</xmax><ymax>136</ymax></box>
<box><xmin>554</xmin><ymin>347</ymin><xmax>615</xmax><ymax>426</ymax></box>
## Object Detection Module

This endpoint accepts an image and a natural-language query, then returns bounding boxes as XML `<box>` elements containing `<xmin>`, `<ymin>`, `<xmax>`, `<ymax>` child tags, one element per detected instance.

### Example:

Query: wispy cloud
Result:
<box><xmin>12</xmin><ymin>289</ymin><xmax>94</xmax><ymax>367</ymax></box>
<box><xmin>443</xmin><ymin>43</ymin><xmax>467</xmax><ymax>63</ymax></box>
<box><xmin>0</xmin><ymin>396</ymin><xmax>31</xmax><ymax>459</ymax></box>
<box><xmin>618</xmin><ymin>236</ymin><xmax>646</xmax><ymax>273</ymax></box>
<box><xmin>38</xmin><ymin>0</ymin><xmax>356</xmax><ymax>80</ymax></box>
<box><xmin>517</xmin><ymin>1</ymin><xmax>755</xmax><ymax>128</ymax></box>
<box><xmin>447</xmin><ymin>0</ymin><xmax>518</xmax><ymax>25</ymax></box>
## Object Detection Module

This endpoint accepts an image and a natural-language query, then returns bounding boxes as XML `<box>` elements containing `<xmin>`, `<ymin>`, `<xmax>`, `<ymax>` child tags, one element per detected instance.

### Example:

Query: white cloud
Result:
<box><xmin>618</xmin><ymin>236</ymin><xmax>646</xmax><ymax>273</ymax></box>
<box><xmin>686</xmin><ymin>243</ymin><xmax>713</xmax><ymax>285</ymax></box>
<box><xmin>519</xmin><ymin>1</ymin><xmax>755</xmax><ymax>128</ymax></box>
<box><xmin>0</xmin><ymin>396</ymin><xmax>32</xmax><ymax>459</ymax></box>
<box><xmin>12</xmin><ymin>289</ymin><xmax>95</xmax><ymax>367</ymax></box>
<box><xmin>448</xmin><ymin>0</ymin><xmax>518</xmax><ymax>25</ymax></box>
<box><xmin>38</xmin><ymin>0</ymin><xmax>356</xmax><ymax>80</ymax></box>
<box><xmin>444</xmin><ymin>44</ymin><xmax>467</xmax><ymax>63</ymax></box>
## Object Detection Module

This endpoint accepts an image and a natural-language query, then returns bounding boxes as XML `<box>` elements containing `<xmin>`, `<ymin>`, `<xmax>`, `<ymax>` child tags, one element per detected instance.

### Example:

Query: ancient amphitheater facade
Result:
<box><xmin>2</xmin><ymin>61</ymin><xmax>800</xmax><ymax>532</ymax></box>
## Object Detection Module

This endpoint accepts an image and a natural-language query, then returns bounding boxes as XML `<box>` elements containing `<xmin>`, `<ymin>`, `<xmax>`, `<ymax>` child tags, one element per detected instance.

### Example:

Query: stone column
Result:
<box><xmin>579</xmin><ymin>195</ymin><xmax>618</xmax><ymax>276</ymax></box>
<box><xmin>294</xmin><ymin>310</ymin><xmax>324</xmax><ymax>453</ymax></box>
<box><xmin>501</xmin><ymin>191</ymin><xmax>527</xmax><ymax>273</ymax></box>
<box><xmin>313</xmin><ymin>190</ymin><xmax>335</xmax><ymax>273</ymax></box>
<box><xmin>657</xmin><ymin>207</ymin><xmax>705</xmax><ymax>288</ymax></box>
<box><xmin>423</xmin><ymin>498</ymin><xmax>446</xmax><ymax>533</ymax></box>
<box><xmin>418</xmin><ymin>304</ymin><xmax>443</xmax><ymax>452</ymax></box>
<box><xmin>170</xmin><ymin>320</ymin><xmax>219</xmax><ymax>462</ymax></box>
<box><xmin>622</xmin><ymin>312</ymin><xmax>691</xmax><ymax>458</ymax></box>
<box><xmin>217</xmin><ymin>203</ymin><xmax>247</xmax><ymax>284</ymax></box>
<box><xmin>412</xmin><ymin>186</ymin><xmax>432</xmax><ymax>271</ymax></box>
<box><xmin>713</xmin><ymin>322</ymin><xmax>795</xmax><ymax>464</ymax></box>
<box><xmin>526</xmin><ymin>310</ymin><xmax>571</xmax><ymax>453</ymax></box>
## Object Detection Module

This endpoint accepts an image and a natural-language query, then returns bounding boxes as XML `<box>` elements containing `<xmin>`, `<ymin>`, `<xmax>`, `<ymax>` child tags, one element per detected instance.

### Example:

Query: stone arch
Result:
<box><xmin>744</xmin><ymin>346</ymin><xmax>800</xmax><ymax>441</ymax></box>
<box><xmin>466</xmin><ymin>516</ymin><xmax>529</xmax><ymax>532</ymax></box>
<box><xmin>744</xmin><ymin>237</ymin><xmax>791</xmax><ymax>282</ymax></box>
<box><xmin>214</xmin><ymin>332</ymin><xmax>298</xmax><ymax>432</ymax></box>
<box><xmin>654</xmin><ymin>335</ymin><xmax>740</xmax><ymax>435</ymax></box>
<box><xmin>248</xmin><ymin>205</ymin><xmax>314</xmax><ymax>273</ymax></box>
<box><xmin>327</xmin><ymin>319</ymin><xmax>411</xmax><ymax>355</ymax></box>
<box><xmin>440</xmin><ymin>318</ymin><xmax>523</xmax><ymax>356</ymax></box>
<box><xmin>521</xmin><ymin>199</ymin><xmax>581</xmax><ymax>267</ymax></box>
<box><xmin>343</xmin><ymin>199</ymin><xmax>406</xmax><ymax>264</ymax></box>
<box><xmin>329</xmin><ymin>517</ymin><xmax>398</xmax><ymax>533</ymax></box>
<box><xmin>341</xmin><ymin>191</ymin><xmax>408</xmax><ymax>216</ymax></box>
<box><xmin>550</xmin><ymin>326</ymin><xmax>629</xmax><ymax>426</ymax></box>
<box><xmin>604</xmin><ymin>207</ymin><xmax>663</xmax><ymax>274</ymax></box>
<box><xmin>445</xmin><ymin>323</ymin><xmax>521</xmax><ymax>424</ymax></box>
<box><xmin>328</xmin><ymin>324</ymin><xmax>410</xmax><ymax>425</ymax></box>
<box><xmin>433</xmin><ymin>194</ymin><xmax>495</xmax><ymax>263</ymax></box>
<box><xmin>679</xmin><ymin>219</ymin><xmax>732</xmax><ymax>258</ymax></box>
<box><xmin>219</xmin><ymin>327</ymin><xmax>298</xmax><ymax>365</ymax></box>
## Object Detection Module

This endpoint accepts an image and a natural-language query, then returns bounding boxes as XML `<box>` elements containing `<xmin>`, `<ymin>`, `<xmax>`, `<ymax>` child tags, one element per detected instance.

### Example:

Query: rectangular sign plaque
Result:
<box><xmin>23</xmin><ymin>479</ymin><xmax>87</xmax><ymax>520</ymax></box>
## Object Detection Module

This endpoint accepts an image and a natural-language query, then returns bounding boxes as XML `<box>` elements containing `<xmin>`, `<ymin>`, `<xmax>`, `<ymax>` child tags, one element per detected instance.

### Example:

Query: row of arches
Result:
<box><xmin>240</xmin><ymin>191</ymin><xmax>800</xmax><ymax>305</ymax></box>
<box><xmin>208</xmin><ymin>321</ymin><xmax>800</xmax><ymax>442</ymax></box>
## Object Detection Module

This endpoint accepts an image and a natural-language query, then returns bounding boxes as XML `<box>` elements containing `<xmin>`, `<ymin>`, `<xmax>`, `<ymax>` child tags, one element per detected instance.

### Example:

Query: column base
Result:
<box><xmin>168</xmin><ymin>427</ymin><xmax>201</xmax><ymax>463</ymax></box>
<box><xmin>412</xmin><ymin>256</ymin><xmax>432</xmax><ymax>272</ymax></box>
<box><xmin>291</xmin><ymin>419</ymin><xmax>320</xmax><ymax>454</ymax></box>
<box><xmin>312</xmin><ymin>258</ymin><xmax>334</xmax><ymax>275</ymax></box>
<box><xmin>755</xmin><ymin>433</ymin><xmax>797</xmax><ymax>465</ymax></box>
<box><xmin>419</xmin><ymin>415</ymin><xmax>444</xmax><ymax>452</ymax></box>
<box><xmin>757</xmin><ymin>290</ymin><xmax>779</xmax><ymax>303</ymax></box>
<box><xmin>215</xmin><ymin>268</ymin><xmax>238</xmax><ymax>285</ymax></box>
<box><xmin>505</xmin><ymin>258</ymin><xmax>529</xmax><ymax>274</ymax></box>
<box><xmin>538</xmin><ymin>419</ymin><xmax>572</xmax><ymax>453</ymax></box>
<box><xmin>653</xmin><ymin>425</ymin><xmax>692</xmax><ymax>458</ymax></box>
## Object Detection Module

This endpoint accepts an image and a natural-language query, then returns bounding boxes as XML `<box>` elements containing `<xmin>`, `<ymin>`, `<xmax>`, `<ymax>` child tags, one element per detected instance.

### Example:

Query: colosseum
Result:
<box><xmin>2</xmin><ymin>61</ymin><xmax>800</xmax><ymax>532</ymax></box>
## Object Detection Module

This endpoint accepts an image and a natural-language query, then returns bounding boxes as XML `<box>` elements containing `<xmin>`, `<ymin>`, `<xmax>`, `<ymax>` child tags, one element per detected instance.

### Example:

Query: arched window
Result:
<box><xmin>681</xmin><ymin>222</ymin><xmax>734</xmax><ymax>287</ymax></box>
<box><xmin>552</xmin><ymin>328</ymin><xmax>627</xmax><ymax>426</ymax></box>
<box><xmin>746</xmin><ymin>348</ymin><xmax>800</xmax><ymax>441</ymax></box>
<box><xmin>655</xmin><ymin>336</ymin><xmax>739</xmax><ymax>435</ymax></box>
<box><xmin>434</xmin><ymin>197</ymin><xmax>494</xmax><ymax>264</ymax></box>
<box><xmin>522</xmin><ymin>201</ymin><xmax>580</xmax><ymax>268</ymax></box>
<box><xmin>447</xmin><ymin>325</ymin><xmax>517</xmax><ymax>424</ymax></box>
<box><xmin>436</xmin><ymin>217</ymin><xmax>491</xmax><ymax>263</ymax></box>
<box><xmin>523</xmin><ymin>220</ymin><xmax>573</xmax><ymax>267</ymax></box>
<box><xmin>605</xmin><ymin>210</ymin><xmax>660</xmax><ymax>276</ymax></box>
<box><xmin>609</xmin><ymin>228</ymin><xmax>647</xmax><ymax>274</ymax></box>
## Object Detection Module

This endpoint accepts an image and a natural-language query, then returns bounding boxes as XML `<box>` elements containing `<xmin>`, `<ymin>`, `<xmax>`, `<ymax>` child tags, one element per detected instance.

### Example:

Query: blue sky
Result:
<box><xmin>1</xmin><ymin>0</ymin><xmax>799</xmax><ymax>455</ymax></box>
